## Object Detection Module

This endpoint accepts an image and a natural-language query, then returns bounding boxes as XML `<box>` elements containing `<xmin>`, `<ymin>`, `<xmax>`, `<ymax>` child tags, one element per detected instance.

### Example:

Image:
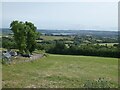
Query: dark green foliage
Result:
<box><xmin>36</xmin><ymin>43</ymin><xmax>44</xmax><ymax>50</ymax></box>
<box><xmin>0</xmin><ymin>37</ymin><xmax>2</xmax><ymax>48</ymax></box>
<box><xmin>46</xmin><ymin>42</ymin><xmax>119</xmax><ymax>58</ymax></box>
<box><xmin>25</xmin><ymin>21</ymin><xmax>39</xmax><ymax>54</ymax></box>
<box><xmin>2</xmin><ymin>37</ymin><xmax>17</xmax><ymax>49</ymax></box>
<box><xmin>10</xmin><ymin>20</ymin><xmax>39</xmax><ymax>54</ymax></box>
<box><xmin>47</xmin><ymin>41</ymin><xmax>67</xmax><ymax>54</ymax></box>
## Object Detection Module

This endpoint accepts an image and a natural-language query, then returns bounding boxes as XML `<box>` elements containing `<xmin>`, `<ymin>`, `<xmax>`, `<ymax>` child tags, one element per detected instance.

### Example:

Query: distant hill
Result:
<box><xmin>37</xmin><ymin>29</ymin><xmax>118</xmax><ymax>37</ymax></box>
<box><xmin>1</xmin><ymin>28</ymin><xmax>118</xmax><ymax>38</ymax></box>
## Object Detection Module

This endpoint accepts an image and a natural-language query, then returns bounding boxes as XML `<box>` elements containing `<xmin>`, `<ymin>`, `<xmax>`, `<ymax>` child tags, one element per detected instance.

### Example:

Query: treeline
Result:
<box><xmin>40</xmin><ymin>41</ymin><xmax>120</xmax><ymax>58</ymax></box>
<box><xmin>2</xmin><ymin>36</ymin><xmax>120</xmax><ymax>58</ymax></box>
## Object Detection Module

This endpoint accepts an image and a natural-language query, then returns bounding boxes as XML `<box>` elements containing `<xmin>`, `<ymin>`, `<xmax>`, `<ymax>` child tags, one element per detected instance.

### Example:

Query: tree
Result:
<box><xmin>25</xmin><ymin>21</ymin><xmax>39</xmax><ymax>54</ymax></box>
<box><xmin>47</xmin><ymin>40</ymin><xmax>67</xmax><ymax>54</ymax></box>
<box><xmin>10</xmin><ymin>20</ymin><xmax>39</xmax><ymax>54</ymax></box>
<box><xmin>10</xmin><ymin>21</ymin><xmax>26</xmax><ymax>54</ymax></box>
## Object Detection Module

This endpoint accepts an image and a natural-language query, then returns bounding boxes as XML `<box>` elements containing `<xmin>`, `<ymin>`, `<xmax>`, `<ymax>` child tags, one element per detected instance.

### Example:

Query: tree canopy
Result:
<box><xmin>10</xmin><ymin>20</ymin><xmax>39</xmax><ymax>54</ymax></box>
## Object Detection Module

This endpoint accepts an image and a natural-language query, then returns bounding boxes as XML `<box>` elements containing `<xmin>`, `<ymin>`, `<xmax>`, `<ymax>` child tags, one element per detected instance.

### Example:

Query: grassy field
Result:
<box><xmin>2</xmin><ymin>54</ymin><xmax>118</xmax><ymax>88</ymax></box>
<box><xmin>95</xmin><ymin>43</ymin><xmax>118</xmax><ymax>46</ymax></box>
<box><xmin>40</xmin><ymin>36</ymin><xmax>73</xmax><ymax>41</ymax></box>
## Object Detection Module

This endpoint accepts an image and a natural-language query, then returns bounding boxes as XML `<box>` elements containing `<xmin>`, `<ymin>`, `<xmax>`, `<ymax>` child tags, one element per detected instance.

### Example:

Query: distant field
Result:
<box><xmin>95</xmin><ymin>43</ymin><xmax>118</xmax><ymax>46</ymax></box>
<box><xmin>40</xmin><ymin>36</ymin><xmax>73</xmax><ymax>41</ymax></box>
<box><xmin>2</xmin><ymin>54</ymin><xmax>118</xmax><ymax>88</ymax></box>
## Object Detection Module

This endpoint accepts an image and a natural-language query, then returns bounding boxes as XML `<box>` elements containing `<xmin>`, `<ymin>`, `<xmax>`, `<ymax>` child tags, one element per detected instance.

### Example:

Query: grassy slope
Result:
<box><xmin>2</xmin><ymin>54</ymin><xmax>118</xmax><ymax>88</ymax></box>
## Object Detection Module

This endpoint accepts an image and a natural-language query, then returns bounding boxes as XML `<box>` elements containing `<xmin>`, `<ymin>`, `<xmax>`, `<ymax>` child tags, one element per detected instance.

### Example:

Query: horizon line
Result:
<box><xmin>1</xmin><ymin>28</ymin><xmax>118</xmax><ymax>32</ymax></box>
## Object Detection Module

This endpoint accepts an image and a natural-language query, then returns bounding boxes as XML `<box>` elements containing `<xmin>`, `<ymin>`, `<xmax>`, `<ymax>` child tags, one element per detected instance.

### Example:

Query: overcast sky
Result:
<box><xmin>2</xmin><ymin>2</ymin><xmax>118</xmax><ymax>31</ymax></box>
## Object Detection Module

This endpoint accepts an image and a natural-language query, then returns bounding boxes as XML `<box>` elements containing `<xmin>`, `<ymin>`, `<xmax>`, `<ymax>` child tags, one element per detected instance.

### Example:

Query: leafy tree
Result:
<box><xmin>10</xmin><ymin>20</ymin><xmax>39</xmax><ymax>54</ymax></box>
<box><xmin>10</xmin><ymin>21</ymin><xmax>26</xmax><ymax>54</ymax></box>
<box><xmin>25</xmin><ymin>21</ymin><xmax>39</xmax><ymax>54</ymax></box>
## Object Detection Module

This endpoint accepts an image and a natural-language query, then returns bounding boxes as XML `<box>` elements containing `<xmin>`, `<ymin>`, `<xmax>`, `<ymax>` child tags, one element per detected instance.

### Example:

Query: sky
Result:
<box><xmin>2</xmin><ymin>2</ymin><xmax>118</xmax><ymax>31</ymax></box>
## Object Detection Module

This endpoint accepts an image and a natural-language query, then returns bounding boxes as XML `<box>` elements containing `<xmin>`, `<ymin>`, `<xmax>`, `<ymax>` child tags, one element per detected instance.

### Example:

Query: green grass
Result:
<box><xmin>2</xmin><ymin>54</ymin><xmax>118</xmax><ymax>88</ymax></box>
<box><xmin>0</xmin><ymin>48</ymin><xmax>7</xmax><ymax>50</ymax></box>
<box><xmin>40</xmin><ymin>36</ymin><xmax>72</xmax><ymax>41</ymax></box>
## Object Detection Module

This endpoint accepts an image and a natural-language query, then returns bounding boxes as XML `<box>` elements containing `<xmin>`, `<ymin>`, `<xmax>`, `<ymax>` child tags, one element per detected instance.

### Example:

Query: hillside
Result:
<box><xmin>2</xmin><ymin>54</ymin><xmax>118</xmax><ymax>88</ymax></box>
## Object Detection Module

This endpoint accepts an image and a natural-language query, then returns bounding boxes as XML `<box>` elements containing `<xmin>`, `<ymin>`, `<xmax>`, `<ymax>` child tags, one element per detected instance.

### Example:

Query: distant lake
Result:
<box><xmin>47</xmin><ymin>33</ymin><xmax>76</xmax><ymax>35</ymax></box>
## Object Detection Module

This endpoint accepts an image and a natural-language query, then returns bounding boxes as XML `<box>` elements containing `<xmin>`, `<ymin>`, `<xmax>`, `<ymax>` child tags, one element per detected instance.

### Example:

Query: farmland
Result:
<box><xmin>40</xmin><ymin>35</ymin><xmax>72</xmax><ymax>41</ymax></box>
<box><xmin>2</xmin><ymin>54</ymin><xmax>118</xmax><ymax>88</ymax></box>
<box><xmin>1</xmin><ymin>2</ymin><xmax>119</xmax><ymax>89</ymax></box>
<box><xmin>2</xmin><ymin>29</ymin><xmax>119</xmax><ymax>88</ymax></box>
<box><xmin>96</xmin><ymin>43</ymin><xmax>119</xmax><ymax>46</ymax></box>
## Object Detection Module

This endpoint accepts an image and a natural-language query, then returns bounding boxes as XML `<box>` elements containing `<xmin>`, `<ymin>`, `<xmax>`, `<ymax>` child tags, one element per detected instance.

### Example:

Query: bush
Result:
<box><xmin>2</xmin><ymin>37</ymin><xmax>17</xmax><ymax>49</ymax></box>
